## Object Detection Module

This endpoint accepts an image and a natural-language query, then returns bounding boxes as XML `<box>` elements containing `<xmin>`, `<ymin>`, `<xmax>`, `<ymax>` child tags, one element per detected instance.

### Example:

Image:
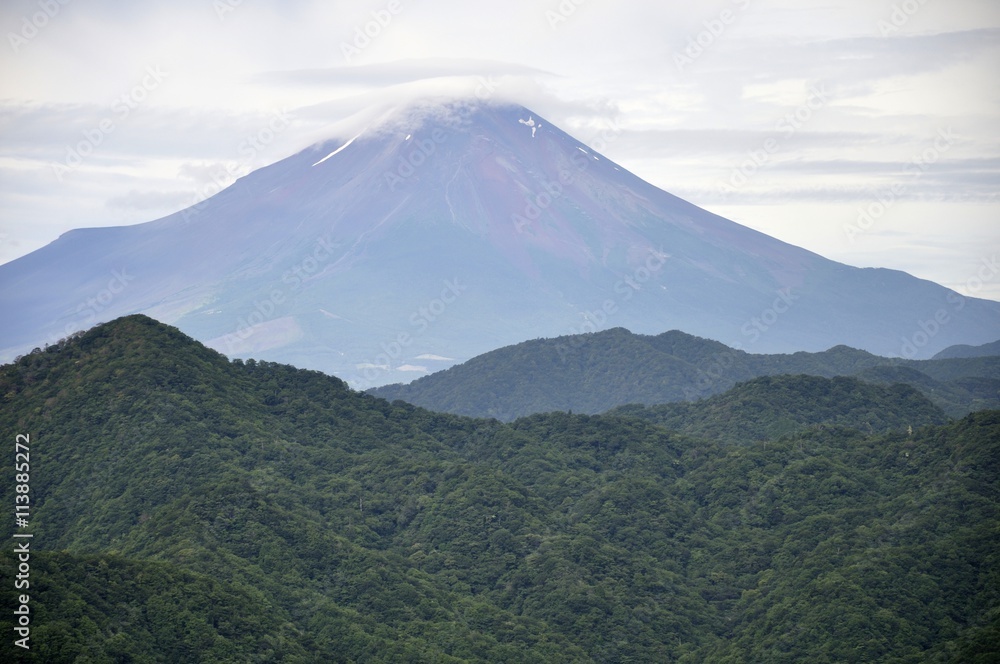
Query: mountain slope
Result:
<box><xmin>376</xmin><ymin>327</ymin><xmax>712</xmax><ymax>420</ymax></box>
<box><xmin>1</xmin><ymin>316</ymin><xmax>998</xmax><ymax>661</ymax></box>
<box><xmin>855</xmin><ymin>364</ymin><xmax>1000</xmax><ymax>417</ymax></box>
<box><xmin>683</xmin><ymin>411</ymin><xmax>1000</xmax><ymax>662</ymax></box>
<box><xmin>2</xmin><ymin>100</ymin><xmax>999</xmax><ymax>387</ymax></box>
<box><xmin>0</xmin><ymin>318</ymin><xmax>592</xmax><ymax>661</ymax></box>
<box><xmin>372</xmin><ymin>328</ymin><xmax>1000</xmax><ymax>420</ymax></box>
<box><xmin>0</xmin><ymin>551</ymin><xmax>309</xmax><ymax>662</ymax></box>
<box><xmin>934</xmin><ymin>338</ymin><xmax>1000</xmax><ymax>359</ymax></box>
<box><xmin>610</xmin><ymin>374</ymin><xmax>948</xmax><ymax>444</ymax></box>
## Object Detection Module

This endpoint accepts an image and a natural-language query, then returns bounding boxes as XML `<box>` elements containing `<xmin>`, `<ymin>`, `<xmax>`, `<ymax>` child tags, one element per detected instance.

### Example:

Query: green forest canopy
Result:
<box><xmin>1</xmin><ymin>316</ymin><xmax>997</xmax><ymax>662</ymax></box>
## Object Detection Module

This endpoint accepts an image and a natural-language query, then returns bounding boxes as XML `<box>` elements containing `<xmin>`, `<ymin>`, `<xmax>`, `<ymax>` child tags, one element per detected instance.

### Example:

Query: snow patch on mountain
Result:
<box><xmin>519</xmin><ymin>115</ymin><xmax>539</xmax><ymax>137</ymax></box>
<box><xmin>313</xmin><ymin>132</ymin><xmax>364</xmax><ymax>166</ymax></box>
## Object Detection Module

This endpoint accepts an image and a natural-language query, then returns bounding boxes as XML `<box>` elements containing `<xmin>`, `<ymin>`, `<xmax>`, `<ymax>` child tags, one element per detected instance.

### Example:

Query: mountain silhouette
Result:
<box><xmin>2</xmin><ymin>99</ymin><xmax>998</xmax><ymax>386</ymax></box>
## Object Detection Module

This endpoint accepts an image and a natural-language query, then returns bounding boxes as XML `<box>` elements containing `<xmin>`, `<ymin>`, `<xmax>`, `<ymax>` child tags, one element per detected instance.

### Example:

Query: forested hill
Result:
<box><xmin>610</xmin><ymin>374</ymin><xmax>949</xmax><ymax>445</ymax></box>
<box><xmin>934</xmin><ymin>338</ymin><xmax>1000</xmax><ymax>359</ymax></box>
<box><xmin>371</xmin><ymin>328</ymin><xmax>1000</xmax><ymax>420</ymax></box>
<box><xmin>1</xmin><ymin>316</ymin><xmax>998</xmax><ymax>662</ymax></box>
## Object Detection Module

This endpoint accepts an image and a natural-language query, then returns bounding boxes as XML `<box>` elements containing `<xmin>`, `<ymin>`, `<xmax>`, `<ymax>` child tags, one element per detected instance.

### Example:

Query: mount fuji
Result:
<box><xmin>2</xmin><ymin>99</ymin><xmax>998</xmax><ymax>387</ymax></box>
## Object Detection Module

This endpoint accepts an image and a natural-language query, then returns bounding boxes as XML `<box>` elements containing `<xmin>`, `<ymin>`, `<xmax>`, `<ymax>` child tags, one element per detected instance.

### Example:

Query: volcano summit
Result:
<box><xmin>2</xmin><ymin>100</ymin><xmax>998</xmax><ymax>386</ymax></box>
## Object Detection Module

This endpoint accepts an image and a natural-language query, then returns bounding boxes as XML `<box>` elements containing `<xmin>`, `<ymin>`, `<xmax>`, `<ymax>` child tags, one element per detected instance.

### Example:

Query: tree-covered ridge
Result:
<box><xmin>2</xmin><ymin>317</ymin><xmax>585</xmax><ymax>662</ymax></box>
<box><xmin>933</xmin><ymin>337</ymin><xmax>1000</xmax><ymax>359</ymax></box>
<box><xmin>610</xmin><ymin>374</ymin><xmax>949</xmax><ymax>444</ymax></box>
<box><xmin>1</xmin><ymin>316</ymin><xmax>997</xmax><ymax>662</ymax></box>
<box><xmin>371</xmin><ymin>327</ymin><xmax>1000</xmax><ymax>420</ymax></box>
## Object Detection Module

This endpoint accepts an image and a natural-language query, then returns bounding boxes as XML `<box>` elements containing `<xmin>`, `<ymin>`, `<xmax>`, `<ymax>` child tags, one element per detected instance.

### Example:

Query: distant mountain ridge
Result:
<box><xmin>372</xmin><ymin>327</ymin><xmax>1000</xmax><ymax>420</ymax></box>
<box><xmin>934</xmin><ymin>338</ymin><xmax>1000</xmax><ymax>359</ymax></box>
<box><xmin>2</xmin><ymin>98</ymin><xmax>1000</xmax><ymax>386</ymax></box>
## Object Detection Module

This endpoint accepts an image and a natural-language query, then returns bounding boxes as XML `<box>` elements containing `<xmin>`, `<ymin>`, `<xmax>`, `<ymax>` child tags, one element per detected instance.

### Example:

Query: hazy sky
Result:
<box><xmin>2</xmin><ymin>0</ymin><xmax>999</xmax><ymax>299</ymax></box>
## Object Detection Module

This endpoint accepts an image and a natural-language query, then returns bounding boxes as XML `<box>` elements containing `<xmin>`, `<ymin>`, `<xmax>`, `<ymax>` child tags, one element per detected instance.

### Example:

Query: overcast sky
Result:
<box><xmin>2</xmin><ymin>0</ymin><xmax>998</xmax><ymax>299</ymax></box>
